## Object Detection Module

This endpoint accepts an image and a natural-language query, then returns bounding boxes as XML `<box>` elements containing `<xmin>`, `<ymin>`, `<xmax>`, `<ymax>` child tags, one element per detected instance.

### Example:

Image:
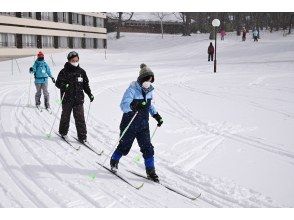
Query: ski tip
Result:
<box><xmin>98</xmin><ymin>150</ymin><xmax>104</xmax><ymax>156</ymax></box>
<box><xmin>191</xmin><ymin>193</ymin><xmax>201</xmax><ymax>201</ymax></box>
<box><xmin>136</xmin><ymin>183</ymin><xmax>144</xmax><ymax>190</ymax></box>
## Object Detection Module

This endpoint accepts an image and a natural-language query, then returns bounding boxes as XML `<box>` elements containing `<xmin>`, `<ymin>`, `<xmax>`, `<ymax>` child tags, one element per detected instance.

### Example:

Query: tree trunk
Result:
<box><xmin>116</xmin><ymin>12</ymin><xmax>123</xmax><ymax>39</ymax></box>
<box><xmin>186</xmin><ymin>13</ymin><xmax>191</xmax><ymax>36</ymax></box>
<box><xmin>160</xmin><ymin>20</ymin><xmax>164</xmax><ymax>39</ymax></box>
<box><xmin>235</xmin><ymin>13</ymin><xmax>241</xmax><ymax>36</ymax></box>
<box><xmin>209</xmin><ymin>31</ymin><xmax>214</xmax><ymax>40</ymax></box>
<box><xmin>180</xmin><ymin>13</ymin><xmax>186</xmax><ymax>36</ymax></box>
<box><xmin>289</xmin><ymin>14</ymin><xmax>294</xmax><ymax>34</ymax></box>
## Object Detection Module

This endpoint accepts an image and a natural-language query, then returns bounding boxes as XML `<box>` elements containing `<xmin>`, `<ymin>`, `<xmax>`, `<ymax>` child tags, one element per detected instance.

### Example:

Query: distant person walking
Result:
<box><xmin>242</xmin><ymin>28</ymin><xmax>247</xmax><ymax>41</ymax></box>
<box><xmin>253</xmin><ymin>29</ymin><xmax>259</xmax><ymax>42</ymax></box>
<box><xmin>220</xmin><ymin>29</ymin><xmax>226</xmax><ymax>41</ymax></box>
<box><xmin>208</xmin><ymin>42</ymin><xmax>214</xmax><ymax>62</ymax></box>
<box><xmin>29</xmin><ymin>51</ymin><xmax>55</xmax><ymax>111</ymax></box>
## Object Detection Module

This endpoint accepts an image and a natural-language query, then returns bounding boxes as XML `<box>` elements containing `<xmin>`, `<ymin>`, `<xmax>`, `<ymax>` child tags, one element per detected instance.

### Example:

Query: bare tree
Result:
<box><xmin>152</xmin><ymin>13</ymin><xmax>171</xmax><ymax>38</ymax></box>
<box><xmin>173</xmin><ymin>13</ymin><xmax>192</xmax><ymax>36</ymax></box>
<box><xmin>107</xmin><ymin>12</ymin><xmax>134</xmax><ymax>39</ymax></box>
<box><xmin>289</xmin><ymin>13</ymin><xmax>294</xmax><ymax>34</ymax></box>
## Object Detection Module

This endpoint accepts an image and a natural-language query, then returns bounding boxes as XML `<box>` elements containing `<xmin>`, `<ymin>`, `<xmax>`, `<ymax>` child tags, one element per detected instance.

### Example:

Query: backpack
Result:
<box><xmin>34</xmin><ymin>61</ymin><xmax>48</xmax><ymax>79</ymax></box>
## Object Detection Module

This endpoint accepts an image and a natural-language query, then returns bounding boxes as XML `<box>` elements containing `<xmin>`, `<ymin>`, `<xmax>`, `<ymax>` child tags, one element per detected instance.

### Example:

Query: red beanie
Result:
<box><xmin>37</xmin><ymin>51</ymin><xmax>44</xmax><ymax>58</ymax></box>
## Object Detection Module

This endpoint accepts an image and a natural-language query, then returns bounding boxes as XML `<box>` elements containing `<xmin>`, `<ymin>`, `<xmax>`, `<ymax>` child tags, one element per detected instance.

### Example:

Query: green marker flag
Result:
<box><xmin>89</xmin><ymin>174</ymin><xmax>96</xmax><ymax>180</ymax></box>
<box><xmin>134</xmin><ymin>155</ymin><xmax>141</xmax><ymax>163</ymax></box>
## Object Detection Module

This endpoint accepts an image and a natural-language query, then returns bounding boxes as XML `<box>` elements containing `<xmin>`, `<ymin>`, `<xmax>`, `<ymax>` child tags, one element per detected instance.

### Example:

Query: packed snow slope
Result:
<box><xmin>0</xmin><ymin>31</ymin><xmax>293</xmax><ymax>207</ymax></box>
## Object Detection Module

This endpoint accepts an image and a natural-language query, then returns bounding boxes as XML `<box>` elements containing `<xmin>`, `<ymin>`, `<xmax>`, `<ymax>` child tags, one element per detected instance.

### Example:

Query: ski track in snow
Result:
<box><xmin>0</xmin><ymin>77</ymin><xmax>275</xmax><ymax>208</ymax></box>
<box><xmin>0</xmin><ymin>84</ymin><xmax>197</xmax><ymax>207</ymax></box>
<box><xmin>156</xmin><ymin>84</ymin><xmax>294</xmax><ymax>165</ymax></box>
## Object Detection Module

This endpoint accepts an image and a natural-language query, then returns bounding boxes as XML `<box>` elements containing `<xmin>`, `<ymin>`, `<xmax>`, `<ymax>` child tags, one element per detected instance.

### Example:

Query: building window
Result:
<box><xmin>85</xmin><ymin>38</ymin><xmax>94</xmax><ymax>48</ymax></box>
<box><xmin>97</xmin><ymin>39</ymin><xmax>104</xmax><ymax>49</ymax></box>
<box><xmin>21</xmin><ymin>12</ymin><xmax>36</xmax><ymax>19</ymax></box>
<box><xmin>0</xmin><ymin>12</ymin><xmax>16</xmax><ymax>17</ymax></box>
<box><xmin>72</xmin><ymin>13</ymin><xmax>82</xmax><ymax>25</ymax></box>
<box><xmin>0</xmin><ymin>33</ymin><xmax>16</xmax><ymax>48</ymax></box>
<box><xmin>41</xmin><ymin>12</ymin><xmax>54</xmax><ymax>21</ymax></box>
<box><xmin>22</xmin><ymin>34</ymin><xmax>37</xmax><ymax>48</ymax></box>
<box><xmin>59</xmin><ymin>36</ymin><xmax>68</xmax><ymax>48</ymax></box>
<box><xmin>73</xmin><ymin>37</ymin><xmax>82</xmax><ymax>48</ymax></box>
<box><xmin>96</xmin><ymin>17</ymin><xmax>104</xmax><ymax>27</ymax></box>
<box><xmin>57</xmin><ymin>12</ymin><xmax>68</xmax><ymax>23</ymax></box>
<box><xmin>42</xmin><ymin>36</ymin><xmax>54</xmax><ymax>48</ymax></box>
<box><xmin>85</xmin><ymin>15</ymin><xmax>94</xmax><ymax>26</ymax></box>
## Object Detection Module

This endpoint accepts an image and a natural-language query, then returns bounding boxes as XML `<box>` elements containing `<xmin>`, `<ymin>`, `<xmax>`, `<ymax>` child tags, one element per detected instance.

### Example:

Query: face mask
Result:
<box><xmin>142</xmin><ymin>81</ymin><xmax>152</xmax><ymax>89</ymax></box>
<box><xmin>71</xmin><ymin>62</ymin><xmax>79</xmax><ymax>67</ymax></box>
<box><xmin>37</xmin><ymin>57</ymin><xmax>44</xmax><ymax>61</ymax></box>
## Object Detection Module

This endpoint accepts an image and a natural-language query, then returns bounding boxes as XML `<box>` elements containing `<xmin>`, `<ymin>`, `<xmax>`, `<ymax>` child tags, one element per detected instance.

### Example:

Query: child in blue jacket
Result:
<box><xmin>110</xmin><ymin>64</ymin><xmax>163</xmax><ymax>182</ymax></box>
<box><xmin>29</xmin><ymin>51</ymin><xmax>55</xmax><ymax>110</ymax></box>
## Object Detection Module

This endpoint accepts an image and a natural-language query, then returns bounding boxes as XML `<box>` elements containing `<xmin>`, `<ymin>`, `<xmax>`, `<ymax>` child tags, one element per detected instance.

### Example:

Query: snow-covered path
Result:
<box><xmin>0</xmin><ymin>31</ymin><xmax>293</xmax><ymax>207</ymax></box>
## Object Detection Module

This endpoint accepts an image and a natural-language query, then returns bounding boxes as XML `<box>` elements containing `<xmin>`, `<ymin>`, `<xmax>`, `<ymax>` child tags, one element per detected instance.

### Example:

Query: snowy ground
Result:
<box><xmin>0</xmin><ymin>30</ymin><xmax>293</xmax><ymax>207</ymax></box>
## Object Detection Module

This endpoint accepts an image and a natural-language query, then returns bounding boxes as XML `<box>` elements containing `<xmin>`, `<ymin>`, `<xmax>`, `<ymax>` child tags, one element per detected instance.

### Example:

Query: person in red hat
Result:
<box><xmin>29</xmin><ymin>51</ymin><xmax>55</xmax><ymax>111</ymax></box>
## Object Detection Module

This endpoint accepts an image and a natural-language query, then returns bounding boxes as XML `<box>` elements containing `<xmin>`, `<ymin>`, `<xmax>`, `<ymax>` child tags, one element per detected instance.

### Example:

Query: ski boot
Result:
<box><xmin>61</xmin><ymin>134</ymin><xmax>70</xmax><ymax>142</ymax></box>
<box><xmin>46</xmin><ymin>107</ymin><xmax>52</xmax><ymax>114</ymax></box>
<box><xmin>78</xmin><ymin>139</ymin><xmax>87</xmax><ymax>144</ymax></box>
<box><xmin>36</xmin><ymin>105</ymin><xmax>42</xmax><ymax>111</ymax></box>
<box><xmin>110</xmin><ymin>159</ymin><xmax>119</xmax><ymax>173</ymax></box>
<box><xmin>146</xmin><ymin>168</ymin><xmax>159</xmax><ymax>183</ymax></box>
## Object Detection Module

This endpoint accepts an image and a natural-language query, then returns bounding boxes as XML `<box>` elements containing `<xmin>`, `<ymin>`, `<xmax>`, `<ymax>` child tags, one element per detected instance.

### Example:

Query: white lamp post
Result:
<box><xmin>212</xmin><ymin>19</ymin><xmax>220</xmax><ymax>73</ymax></box>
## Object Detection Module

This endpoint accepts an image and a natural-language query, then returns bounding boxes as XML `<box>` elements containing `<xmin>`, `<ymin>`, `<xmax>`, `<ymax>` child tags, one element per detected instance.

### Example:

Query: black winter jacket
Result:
<box><xmin>56</xmin><ymin>62</ymin><xmax>92</xmax><ymax>105</ymax></box>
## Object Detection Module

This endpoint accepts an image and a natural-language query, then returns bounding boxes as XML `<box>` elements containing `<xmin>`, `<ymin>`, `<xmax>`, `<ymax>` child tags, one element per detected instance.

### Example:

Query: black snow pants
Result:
<box><xmin>59</xmin><ymin>102</ymin><xmax>87</xmax><ymax>140</ymax></box>
<box><xmin>208</xmin><ymin>53</ymin><xmax>214</xmax><ymax>61</ymax></box>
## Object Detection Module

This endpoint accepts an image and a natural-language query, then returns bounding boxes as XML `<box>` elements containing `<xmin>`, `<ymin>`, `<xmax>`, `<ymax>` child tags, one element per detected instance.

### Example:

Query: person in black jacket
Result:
<box><xmin>208</xmin><ymin>42</ymin><xmax>214</xmax><ymax>62</ymax></box>
<box><xmin>55</xmin><ymin>51</ymin><xmax>94</xmax><ymax>143</ymax></box>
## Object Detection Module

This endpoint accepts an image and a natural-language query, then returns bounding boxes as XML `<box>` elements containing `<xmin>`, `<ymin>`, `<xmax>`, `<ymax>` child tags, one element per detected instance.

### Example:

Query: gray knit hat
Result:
<box><xmin>138</xmin><ymin>63</ymin><xmax>154</xmax><ymax>83</ymax></box>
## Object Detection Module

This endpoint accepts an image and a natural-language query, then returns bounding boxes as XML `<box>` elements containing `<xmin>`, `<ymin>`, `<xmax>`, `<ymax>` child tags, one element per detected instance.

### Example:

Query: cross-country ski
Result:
<box><xmin>127</xmin><ymin>170</ymin><xmax>201</xmax><ymax>200</ymax></box>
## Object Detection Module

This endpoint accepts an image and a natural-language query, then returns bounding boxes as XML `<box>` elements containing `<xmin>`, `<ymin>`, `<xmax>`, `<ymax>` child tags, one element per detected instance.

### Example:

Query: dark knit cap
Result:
<box><xmin>67</xmin><ymin>51</ymin><xmax>79</xmax><ymax>60</ymax></box>
<box><xmin>138</xmin><ymin>63</ymin><xmax>154</xmax><ymax>83</ymax></box>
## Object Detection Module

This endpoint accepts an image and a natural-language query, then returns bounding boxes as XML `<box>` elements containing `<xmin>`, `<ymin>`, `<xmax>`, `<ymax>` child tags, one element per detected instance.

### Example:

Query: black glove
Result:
<box><xmin>130</xmin><ymin>100</ymin><xmax>147</xmax><ymax>112</ymax></box>
<box><xmin>153</xmin><ymin>113</ymin><xmax>163</xmax><ymax>127</ymax></box>
<box><xmin>89</xmin><ymin>94</ymin><xmax>94</xmax><ymax>102</ymax></box>
<box><xmin>51</xmin><ymin>77</ymin><xmax>56</xmax><ymax>83</ymax></box>
<box><xmin>29</xmin><ymin>67</ymin><xmax>33</xmax><ymax>73</ymax></box>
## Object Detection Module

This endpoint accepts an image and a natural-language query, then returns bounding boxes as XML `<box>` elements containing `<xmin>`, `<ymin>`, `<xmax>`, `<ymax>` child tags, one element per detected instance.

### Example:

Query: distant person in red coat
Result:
<box><xmin>208</xmin><ymin>42</ymin><xmax>214</xmax><ymax>62</ymax></box>
<box><xmin>220</xmin><ymin>29</ymin><xmax>226</xmax><ymax>40</ymax></box>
